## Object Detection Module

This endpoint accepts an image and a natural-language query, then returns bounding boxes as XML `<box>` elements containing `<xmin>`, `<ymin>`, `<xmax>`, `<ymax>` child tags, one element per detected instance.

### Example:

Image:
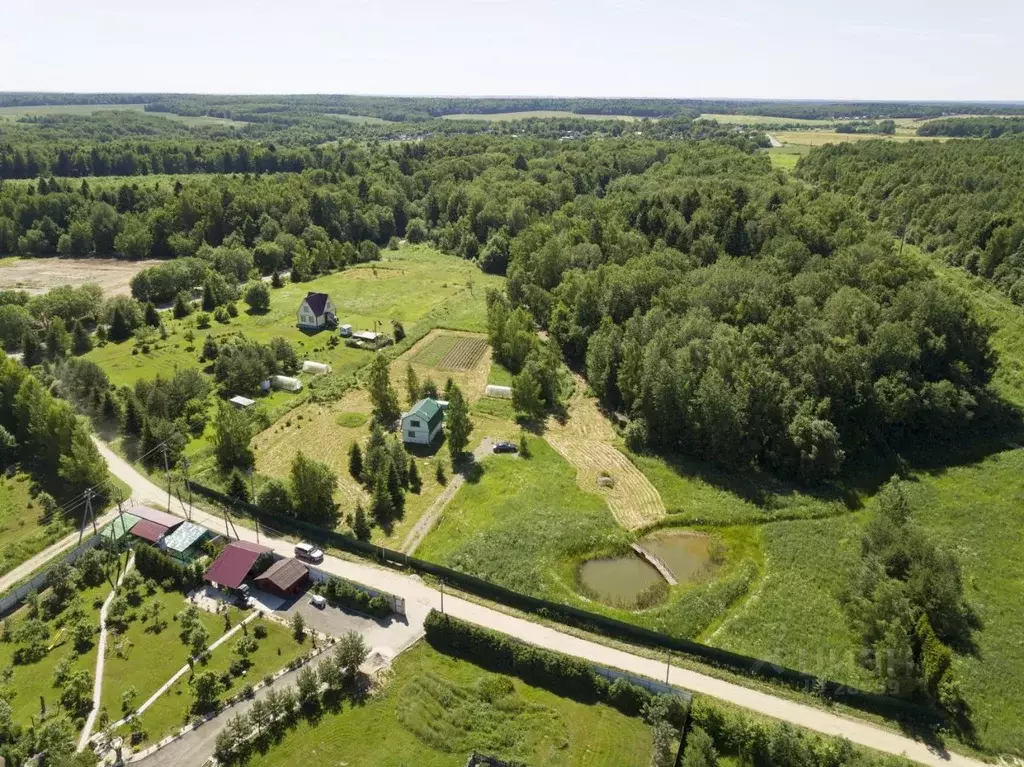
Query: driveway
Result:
<box><xmin>249</xmin><ymin>584</ymin><xmax>422</xmax><ymax>659</ymax></box>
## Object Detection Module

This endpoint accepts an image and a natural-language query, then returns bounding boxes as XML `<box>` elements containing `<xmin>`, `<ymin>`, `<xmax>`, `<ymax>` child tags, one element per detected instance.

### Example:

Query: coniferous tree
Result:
<box><xmin>21</xmin><ymin>329</ymin><xmax>42</xmax><ymax>366</ymax></box>
<box><xmin>352</xmin><ymin>503</ymin><xmax>371</xmax><ymax>540</ymax></box>
<box><xmin>407</xmin><ymin>457</ymin><xmax>421</xmax><ymax>493</ymax></box>
<box><xmin>445</xmin><ymin>384</ymin><xmax>472</xmax><ymax>463</ymax></box>
<box><xmin>109</xmin><ymin>307</ymin><xmax>131</xmax><ymax>341</ymax></box>
<box><xmin>71</xmin><ymin>319</ymin><xmax>92</xmax><ymax>355</ymax></box>
<box><xmin>144</xmin><ymin>302</ymin><xmax>160</xmax><ymax>327</ymax></box>
<box><xmin>348</xmin><ymin>442</ymin><xmax>363</xmax><ymax>481</ymax></box>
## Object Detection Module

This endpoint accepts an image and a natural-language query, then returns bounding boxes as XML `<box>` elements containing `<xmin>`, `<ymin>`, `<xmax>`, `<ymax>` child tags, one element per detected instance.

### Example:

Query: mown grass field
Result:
<box><xmin>771</xmin><ymin>130</ymin><xmax>944</xmax><ymax>147</ymax></box>
<box><xmin>130</xmin><ymin>614</ymin><xmax>305</xmax><ymax>746</ymax></box>
<box><xmin>0</xmin><ymin>471</ymin><xmax>70</xmax><ymax>577</ymax></box>
<box><xmin>243</xmin><ymin>640</ymin><xmax>654</xmax><ymax>767</ymax></box>
<box><xmin>100</xmin><ymin>589</ymin><xmax>239</xmax><ymax>719</ymax></box>
<box><xmin>765</xmin><ymin>144</ymin><xmax>811</xmax><ymax>171</ymax></box>
<box><xmin>442</xmin><ymin>110</ymin><xmax>642</xmax><ymax>122</ymax></box>
<box><xmin>701</xmin><ymin>113</ymin><xmax>835</xmax><ymax>127</ymax></box>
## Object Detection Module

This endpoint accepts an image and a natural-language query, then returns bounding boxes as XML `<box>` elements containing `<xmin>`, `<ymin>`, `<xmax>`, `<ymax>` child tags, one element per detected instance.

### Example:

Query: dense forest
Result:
<box><xmin>0</xmin><ymin>108</ymin><xmax>762</xmax><ymax>179</ymax></box>
<box><xmin>796</xmin><ymin>138</ymin><xmax>1024</xmax><ymax>303</ymax></box>
<box><xmin>0</xmin><ymin>126</ymin><xmax>1007</xmax><ymax>482</ymax></box>
<box><xmin>916</xmin><ymin>116</ymin><xmax>1024</xmax><ymax>137</ymax></box>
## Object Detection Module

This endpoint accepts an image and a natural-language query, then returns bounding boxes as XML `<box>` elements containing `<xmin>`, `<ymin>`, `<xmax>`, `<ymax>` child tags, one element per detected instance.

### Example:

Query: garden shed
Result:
<box><xmin>254</xmin><ymin>558</ymin><xmax>309</xmax><ymax>597</ymax></box>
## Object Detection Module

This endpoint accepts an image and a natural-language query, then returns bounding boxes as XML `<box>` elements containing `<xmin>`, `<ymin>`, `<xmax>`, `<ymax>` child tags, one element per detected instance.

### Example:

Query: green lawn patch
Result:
<box><xmin>243</xmin><ymin>641</ymin><xmax>653</xmax><ymax>767</ymax></box>
<box><xmin>334</xmin><ymin>411</ymin><xmax>367</xmax><ymax>428</ymax></box>
<box><xmin>0</xmin><ymin>471</ymin><xmax>71</xmax><ymax>578</ymax></box>
<box><xmin>132</xmin><ymin>615</ymin><xmax>305</xmax><ymax>745</ymax></box>
<box><xmin>487</xmin><ymin>361</ymin><xmax>513</xmax><ymax>386</ymax></box>
<box><xmin>100</xmin><ymin>589</ymin><xmax>239</xmax><ymax>719</ymax></box>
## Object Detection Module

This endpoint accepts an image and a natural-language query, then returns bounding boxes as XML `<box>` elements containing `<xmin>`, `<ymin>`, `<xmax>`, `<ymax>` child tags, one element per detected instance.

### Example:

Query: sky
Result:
<box><xmin>1</xmin><ymin>0</ymin><xmax>1020</xmax><ymax>101</ymax></box>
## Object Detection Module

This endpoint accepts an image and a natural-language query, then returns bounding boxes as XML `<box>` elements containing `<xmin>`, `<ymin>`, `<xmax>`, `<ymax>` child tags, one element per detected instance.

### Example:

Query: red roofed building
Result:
<box><xmin>204</xmin><ymin>541</ymin><xmax>272</xmax><ymax>591</ymax></box>
<box><xmin>130</xmin><ymin>519</ymin><xmax>169</xmax><ymax>544</ymax></box>
<box><xmin>127</xmin><ymin>505</ymin><xmax>183</xmax><ymax>531</ymax></box>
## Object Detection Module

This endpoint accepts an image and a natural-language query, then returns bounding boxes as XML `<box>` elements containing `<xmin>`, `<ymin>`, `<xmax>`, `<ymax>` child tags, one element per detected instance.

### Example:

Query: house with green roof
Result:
<box><xmin>401</xmin><ymin>398</ymin><xmax>444</xmax><ymax>445</ymax></box>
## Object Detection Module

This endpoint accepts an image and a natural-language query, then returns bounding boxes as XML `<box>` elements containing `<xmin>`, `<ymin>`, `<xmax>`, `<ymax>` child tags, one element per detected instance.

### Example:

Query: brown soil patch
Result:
<box><xmin>0</xmin><ymin>256</ymin><xmax>163</xmax><ymax>296</ymax></box>
<box><xmin>544</xmin><ymin>375</ymin><xmax>666</xmax><ymax>530</ymax></box>
<box><xmin>392</xmin><ymin>329</ymin><xmax>492</xmax><ymax>405</ymax></box>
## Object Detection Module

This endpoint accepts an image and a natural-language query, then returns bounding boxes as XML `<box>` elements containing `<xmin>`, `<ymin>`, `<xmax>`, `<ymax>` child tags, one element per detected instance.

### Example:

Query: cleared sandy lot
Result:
<box><xmin>0</xmin><ymin>256</ymin><xmax>161</xmax><ymax>295</ymax></box>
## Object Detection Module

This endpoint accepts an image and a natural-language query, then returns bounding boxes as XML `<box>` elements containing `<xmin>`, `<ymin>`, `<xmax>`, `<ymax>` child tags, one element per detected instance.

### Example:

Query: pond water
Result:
<box><xmin>577</xmin><ymin>555</ymin><xmax>663</xmax><ymax>607</ymax></box>
<box><xmin>577</xmin><ymin>532</ymin><xmax>718</xmax><ymax>609</ymax></box>
<box><xmin>643</xmin><ymin>533</ymin><xmax>715</xmax><ymax>583</ymax></box>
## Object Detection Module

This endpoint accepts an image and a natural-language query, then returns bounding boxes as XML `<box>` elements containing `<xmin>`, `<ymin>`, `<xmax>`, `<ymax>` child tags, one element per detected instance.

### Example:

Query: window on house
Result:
<box><xmin>410</xmin><ymin>419</ymin><xmax>421</xmax><ymax>427</ymax></box>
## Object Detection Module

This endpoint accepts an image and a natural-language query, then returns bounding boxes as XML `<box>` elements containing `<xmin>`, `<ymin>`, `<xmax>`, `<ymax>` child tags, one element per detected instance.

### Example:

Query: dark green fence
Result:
<box><xmin>188</xmin><ymin>480</ymin><xmax>939</xmax><ymax>727</ymax></box>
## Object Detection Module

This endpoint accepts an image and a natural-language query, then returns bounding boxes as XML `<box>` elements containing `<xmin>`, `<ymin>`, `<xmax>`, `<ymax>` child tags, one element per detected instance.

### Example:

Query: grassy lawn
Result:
<box><xmin>0</xmin><ymin>471</ymin><xmax>71</xmax><ymax>577</ymax></box>
<box><xmin>244</xmin><ymin>640</ymin><xmax>654</xmax><ymax>767</ymax></box>
<box><xmin>0</xmin><ymin>575</ymin><xmax>115</xmax><ymax>728</ymax></box>
<box><xmin>132</xmin><ymin>614</ymin><xmax>305</xmax><ymax>745</ymax></box>
<box><xmin>100</xmin><ymin>589</ymin><xmax>240</xmax><ymax>719</ymax></box>
<box><xmin>765</xmin><ymin>144</ymin><xmax>810</xmax><ymax>171</ymax></box>
<box><xmin>82</xmin><ymin>245</ymin><xmax>498</xmax><ymax>389</ymax></box>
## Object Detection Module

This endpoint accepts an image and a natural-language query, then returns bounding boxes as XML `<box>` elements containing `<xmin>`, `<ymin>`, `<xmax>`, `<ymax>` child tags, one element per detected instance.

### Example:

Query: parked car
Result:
<box><xmin>493</xmin><ymin>440</ymin><xmax>518</xmax><ymax>454</ymax></box>
<box><xmin>309</xmin><ymin>594</ymin><xmax>326</xmax><ymax>609</ymax></box>
<box><xmin>294</xmin><ymin>542</ymin><xmax>324</xmax><ymax>563</ymax></box>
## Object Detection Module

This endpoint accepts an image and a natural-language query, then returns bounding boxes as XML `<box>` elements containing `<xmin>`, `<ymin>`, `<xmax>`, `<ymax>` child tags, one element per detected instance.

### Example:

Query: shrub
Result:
<box><xmin>253</xmin><ymin>623</ymin><xmax>268</xmax><ymax>640</ymax></box>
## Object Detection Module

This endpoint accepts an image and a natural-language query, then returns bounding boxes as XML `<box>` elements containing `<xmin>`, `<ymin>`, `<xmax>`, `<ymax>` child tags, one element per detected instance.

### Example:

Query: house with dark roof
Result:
<box><xmin>254</xmin><ymin>558</ymin><xmax>309</xmax><ymax>597</ymax></box>
<box><xmin>130</xmin><ymin>519</ymin><xmax>169</xmax><ymax>544</ymax></box>
<box><xmin>204</xmin><ymin>541</ymin><xmax>272</xmax><ymax>591</ymax></box>
<box><xmin>401</xmin><ymin>398</ymin><xmax>444</xmax><ymax>445</ymax></box>
<box><xmin>297</xmin><ymin>292</ymin><xmax>336</xmax><ymax>330</ymax></box>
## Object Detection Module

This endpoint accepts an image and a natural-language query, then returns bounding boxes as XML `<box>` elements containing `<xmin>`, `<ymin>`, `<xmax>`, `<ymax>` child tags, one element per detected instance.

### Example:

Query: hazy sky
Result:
<box><xmin>1</xmin><ymin>0</ymin><xmax>1019</xmax><ymax>101</ymax></box>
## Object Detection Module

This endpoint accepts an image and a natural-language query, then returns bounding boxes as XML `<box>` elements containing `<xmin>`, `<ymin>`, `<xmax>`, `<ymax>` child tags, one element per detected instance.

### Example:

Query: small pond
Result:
<box><xmin>577</xmin><ymin>556</ymin><xmax>663</xmax><ymax>608</ymax></box>
<box><xmin>643</xmin><ymin>533</ymin><xmax>716</xmax><ymax>583</ymax></box>
<box><xmin>577</xmin><ymin>531</ymin><xmax>719</xmax><ymax>609</ymax></box>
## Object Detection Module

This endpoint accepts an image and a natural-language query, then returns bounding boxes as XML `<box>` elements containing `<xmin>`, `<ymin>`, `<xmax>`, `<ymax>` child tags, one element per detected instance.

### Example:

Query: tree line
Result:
<box><xmin>796</xmin><ymin>138</ymin><xmax>1024</xmax><ymax>304</ymax></box>
<box><xmin>916</xmin><ymin>117</ymin><xmax>1024</xmax><ymax>138</ymax></box>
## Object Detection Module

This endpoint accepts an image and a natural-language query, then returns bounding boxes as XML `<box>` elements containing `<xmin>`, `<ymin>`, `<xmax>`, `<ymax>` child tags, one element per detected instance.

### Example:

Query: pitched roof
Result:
<box><xmin>254</xmin><ymin>558</ymin><xmax>308</xmax><ymax>592</ymax></box>
<box><xmin>128</xmin><ymin>505</ymin><xmax>183</xmax><ymax>530</ymax></box>
<box><xmin>230</xmin><ymin>540</ymin><xmax>272</xmax><ymax>555</ymax></box>
<box><xmin>404</xmin><ymin>398</ymin><xmax>443</xmax><ymax>430</ymax></box>
<box><xmin>204</xmin><ymin>542</ymin><xmax>269</xmax><ymax>590</ymax></box>
<box><xmin>102</xmin><ymin>513</ymin><xmax>140</xmax><ymax>541</ymax></box>
<box><xmin>161</xmin><ymin>521</ymin><xmax>208</xmax><ymax>553</ymax></box>
<box><xmin>303</xmin><ymin>292</ymin><xmax>330</xmax><ymax>317</ymax></box>
<box><xmin>130</xmin><ymin>519</ymin><xmax>169</xmax><ymax>543</ymax></box>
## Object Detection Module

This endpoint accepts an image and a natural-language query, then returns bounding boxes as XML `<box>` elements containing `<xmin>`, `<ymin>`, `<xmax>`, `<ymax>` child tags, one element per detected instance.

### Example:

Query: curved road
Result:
<box><xmin>89</xmin><ymin>437</ymin><xmax>980</xmax><ymax>767</ymax></box>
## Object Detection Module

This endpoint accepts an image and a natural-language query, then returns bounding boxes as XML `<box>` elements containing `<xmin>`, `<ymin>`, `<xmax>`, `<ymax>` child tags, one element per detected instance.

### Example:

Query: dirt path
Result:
<box><xmin>78</xmin><ymin>553</ymin><xmax>135</xmax><ymax>751</ymax></box>
<box><xmin>400</xmin><ymin>438</ymin><xmax>495</xmax><ymax>555</ymax></box>
<box><xmin>544</xmin><ymin>375</ymin><xmax>665</xmax><ymax>530</ymax></box>
<box><xmin>89</xmin><ymin>437</ymin><xmax>987</xmax><ymax>767</ymax></box>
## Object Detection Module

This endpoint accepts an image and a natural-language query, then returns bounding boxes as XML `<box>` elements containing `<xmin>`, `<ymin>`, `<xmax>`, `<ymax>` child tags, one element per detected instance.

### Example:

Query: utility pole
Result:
<box><xmin>255</xmin><ymin>517</ymin><xmax>260</xmax><ymax>545</ymax></box>
<box><xmin>180</xmin><ymin>458</ymin><xmax>192</xmax><ymax>522</ymax></box>
<box><xmin>79</xmin><ymin>488</ymin><xmax>97</xmax><ymax>543</ymax></box>
<box><xmin>247</xmin><ymin>467</ymin><xmax>256</xmax><ymax>506</ymax></box>
<box><xmin>161</xmin><ymin>444</ymin><xmax>172</xmax><ymax>512</ymax></box>
<box><xmin>440</xmin><ymin>579</ymin><xmax>444</xmax><ymax>614</ymax></box>
<box><xmin>665</xmin><ymin>651</ymin><xmax>671</xmax><ymax>685</ymax></box>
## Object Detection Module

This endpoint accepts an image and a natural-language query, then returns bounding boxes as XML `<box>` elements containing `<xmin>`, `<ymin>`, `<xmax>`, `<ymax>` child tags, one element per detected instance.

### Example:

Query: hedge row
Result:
<box><xmin>134</xmin><ymin>542</ymin><xmax>203</xmax><ymax>592</ymax></box>
<box><xmin>314</xmin><ymin>576</ymin><xmax>391</xmax><ymax>619</ymax></box>
<box><xmin>423</xmin><ymin>610</ymin><xmax>687</xmax><ymax>726</ymax></box>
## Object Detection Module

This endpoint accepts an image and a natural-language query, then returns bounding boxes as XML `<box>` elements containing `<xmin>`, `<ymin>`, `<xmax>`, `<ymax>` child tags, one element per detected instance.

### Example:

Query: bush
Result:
<box><xmin>196</xmin><ymin>312</ymin><xmax>211</xmax><ymax>329</ymax></box>
<box><xmin>624</xmin><ymin>418</ymin><xmax>648</xmax><ymax>452</ymax></box>
<box><xmin>253</xmin><ymin>623</ymin><xmax>268</xmax><ymax>640</ymax></box>
<box><xmin>319</xmin><ymin>576</ymin><xmax>392</xmax><ymax>618</ymax></box>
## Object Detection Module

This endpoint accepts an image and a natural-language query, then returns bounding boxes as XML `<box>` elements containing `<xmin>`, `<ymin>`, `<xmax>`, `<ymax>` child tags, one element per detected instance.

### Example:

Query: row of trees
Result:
<box><xmin>213</xmin><ymin>631</ymin><xmax>368</xmax><ymax>764</ymax></box>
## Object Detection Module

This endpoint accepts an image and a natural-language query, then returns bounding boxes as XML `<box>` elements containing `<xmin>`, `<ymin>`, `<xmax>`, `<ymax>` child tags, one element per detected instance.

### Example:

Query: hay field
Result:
<box><xmin>544</xmin><ymin>375</ymin><xmax>665</xmax><ymax>530</ymax></box>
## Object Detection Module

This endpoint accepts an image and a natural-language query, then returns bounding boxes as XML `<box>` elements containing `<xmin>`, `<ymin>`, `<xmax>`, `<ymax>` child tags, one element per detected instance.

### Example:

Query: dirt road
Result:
<box><xmin>87</xmin><ymin>437</ymin><xmax>982</xmax><ymax>767</ymax></box>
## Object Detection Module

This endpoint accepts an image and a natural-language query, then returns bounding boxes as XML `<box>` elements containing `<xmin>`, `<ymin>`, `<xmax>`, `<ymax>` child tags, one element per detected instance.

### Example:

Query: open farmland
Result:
<box><xmin>0</xmin><ymin>256</ymin><xmax>163</xmax><ymax>296</ymax></box>
<box><xmin>442</xmin><ymin>110</ymin><xmax>642</xmax><ymax>122</ymax></box>
<box><xmin>0</xmin><ymin>102</ymin><xmax>246</xmax><ymax>128</ymax></box>
<box><xmin>404</xmin><ymin>330</ymin><xmax>492</xmax><ymax>401</ymax></box>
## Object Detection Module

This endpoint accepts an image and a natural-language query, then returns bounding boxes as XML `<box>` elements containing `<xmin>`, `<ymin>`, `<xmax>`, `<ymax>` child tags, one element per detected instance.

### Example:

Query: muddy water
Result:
<box><xmin>643</xmin><ymin>533</ymin><xmax>715</xmax><ymax>583</ymax></box>
<box><xmin>578</xmin><ymin>555</ymin><xmax>663</xmax><ymax>606</ymax></box>
<box><xmin>578</xmin><ymin>532</ymin><xmax>718</xmax><ymax>607</ymax></box>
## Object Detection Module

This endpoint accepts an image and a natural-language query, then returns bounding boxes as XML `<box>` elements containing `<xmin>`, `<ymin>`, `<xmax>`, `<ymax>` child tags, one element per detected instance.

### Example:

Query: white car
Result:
<box><xmin>309</xmin><ymin>594</ymin><xmax>326</xmax><ymax>609</ymax></box>
<box><xmin>294</xmin><ymin>542</ymin><xmax>324</xmax><ymax>563</ymax></box>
